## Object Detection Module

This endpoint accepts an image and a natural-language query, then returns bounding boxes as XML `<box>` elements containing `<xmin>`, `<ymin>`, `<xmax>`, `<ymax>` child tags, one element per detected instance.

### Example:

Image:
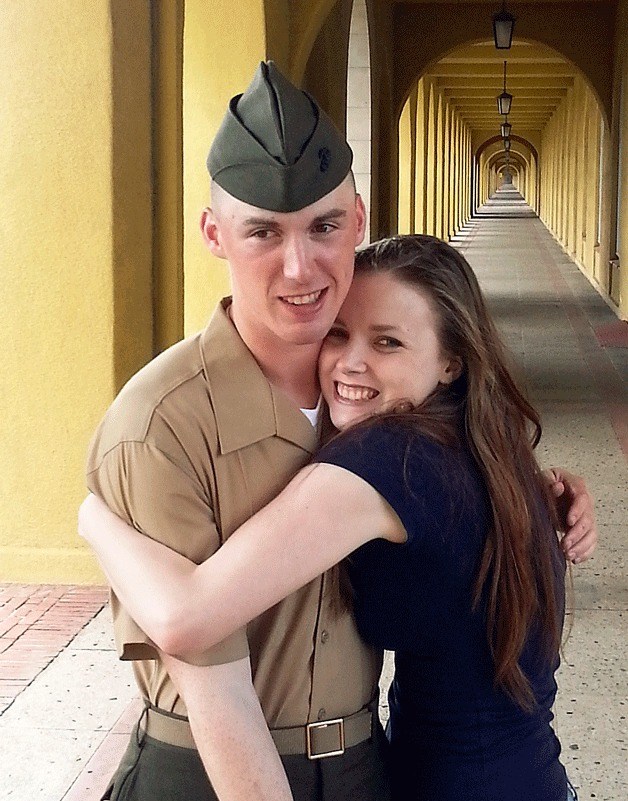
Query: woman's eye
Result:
<box><xmin>326</xmin><ymin>327</ymin><xmax>348</xmax><ymax>340</ymax></box>
<box><xmin>376</xmin><ymin>337</ymin><xmax>402</xmax><ymax>348</ymax></box>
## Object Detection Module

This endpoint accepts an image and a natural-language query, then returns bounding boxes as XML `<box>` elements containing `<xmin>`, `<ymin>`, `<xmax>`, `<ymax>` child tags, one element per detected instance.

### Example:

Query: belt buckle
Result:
<box><xmin>306</xmin><ymin>718</ymin><xmax>345</xmax><ymax>760</ymax></box>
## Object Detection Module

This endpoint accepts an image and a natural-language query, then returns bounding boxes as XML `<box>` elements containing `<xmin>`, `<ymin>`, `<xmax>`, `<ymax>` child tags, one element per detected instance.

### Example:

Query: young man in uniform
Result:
<box><xmin>86</xmin><ymin>62</ymin><xmax>596</xmax><ymax>801</ymax></box>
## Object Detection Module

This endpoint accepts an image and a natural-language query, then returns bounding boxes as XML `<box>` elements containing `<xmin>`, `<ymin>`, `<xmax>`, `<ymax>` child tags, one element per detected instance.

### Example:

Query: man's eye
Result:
<box><xmin>250</xmin><ymin>229</ymin><xmax>275</xmax><ymax>239</ymax></box>
<box><xmin>312</xmin><ymin>223</ymin><xmax>336</xmax><ymax>235</ymax></box>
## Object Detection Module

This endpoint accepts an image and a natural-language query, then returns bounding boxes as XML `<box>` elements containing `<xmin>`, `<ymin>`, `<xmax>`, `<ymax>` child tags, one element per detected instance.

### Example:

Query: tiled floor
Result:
<box><xmin>1</xmin><ymin>188</ymin><xmax>626</xmax><ymax>800</ymax></box>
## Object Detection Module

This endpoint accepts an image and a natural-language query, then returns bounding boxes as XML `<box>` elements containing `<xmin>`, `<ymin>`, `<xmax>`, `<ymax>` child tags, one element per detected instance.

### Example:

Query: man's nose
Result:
<box><xmin>282</xmin><ymin>238</ymin><xmax>313</xmax><ymax>282</ymax></box>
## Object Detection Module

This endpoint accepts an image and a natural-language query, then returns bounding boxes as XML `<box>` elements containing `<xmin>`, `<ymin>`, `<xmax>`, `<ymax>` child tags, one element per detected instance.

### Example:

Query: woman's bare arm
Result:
<box><xmin>79</xmin><ymin>462</ymin><xmax>405</xmax><ymax>658</ymax></box>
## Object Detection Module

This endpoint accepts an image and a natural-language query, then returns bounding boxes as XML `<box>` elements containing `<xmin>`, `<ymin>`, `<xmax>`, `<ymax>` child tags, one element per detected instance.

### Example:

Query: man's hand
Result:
<box><xmin>544</xmin><ymin>468</ymin><xmax>597</xmax><ymax>563</ymax></box>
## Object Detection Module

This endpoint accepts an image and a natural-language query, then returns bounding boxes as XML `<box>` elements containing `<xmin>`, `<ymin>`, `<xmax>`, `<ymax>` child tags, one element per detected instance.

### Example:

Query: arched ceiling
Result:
<box><xmin>419</xmin><ymin>40</ymin><xmax>577</xmax><ymax>138</ymax></box>
<box><xmin>477</xmin><ymin>133</ymin><xmax>538</xmax><ymax>161</ymax></box>
<box><xmin>389</xmin><ymin>1</ymin><xmax>614</xmax><ymax>124</ymax></box>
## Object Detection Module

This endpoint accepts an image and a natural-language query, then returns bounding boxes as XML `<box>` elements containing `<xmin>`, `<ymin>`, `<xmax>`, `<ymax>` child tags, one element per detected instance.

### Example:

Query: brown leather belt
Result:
<box><xmin>141</xmin><ymin>704</ymin><xmax>373</xmax><ymax>760</ymax></box>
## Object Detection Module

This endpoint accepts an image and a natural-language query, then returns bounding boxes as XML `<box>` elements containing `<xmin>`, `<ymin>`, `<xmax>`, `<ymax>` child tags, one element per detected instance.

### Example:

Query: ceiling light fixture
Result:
<box><xmin>493</xmin><ymin>0</ymin><xmax>516</xmax><ymax>49</ymax></box>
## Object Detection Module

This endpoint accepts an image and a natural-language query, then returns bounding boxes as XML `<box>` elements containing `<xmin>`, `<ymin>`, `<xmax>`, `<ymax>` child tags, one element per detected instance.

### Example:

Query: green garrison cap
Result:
<box><xmin>207</xmin><ymin>61</ymin><xmax>353</xmax><ymax>212</ymax></box>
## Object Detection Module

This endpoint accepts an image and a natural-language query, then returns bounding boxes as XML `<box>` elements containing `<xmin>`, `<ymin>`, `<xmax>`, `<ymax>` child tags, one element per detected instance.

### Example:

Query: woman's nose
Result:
<box><xmin>336</xmin><ymin>343</ymin><xmax>368</xmax><ymax>374</ymax></box>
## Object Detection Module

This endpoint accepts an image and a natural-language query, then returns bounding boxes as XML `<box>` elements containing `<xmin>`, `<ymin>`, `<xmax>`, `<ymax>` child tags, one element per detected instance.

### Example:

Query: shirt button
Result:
<box><xmin>318</xmin><ymin>708</ymin><xmax>327</xmax><ymax>721</ymax></box>
<box><xmin>320</xmin><ymin>630</ymin><xmax>329</xmax><ymax>643</ymax></box>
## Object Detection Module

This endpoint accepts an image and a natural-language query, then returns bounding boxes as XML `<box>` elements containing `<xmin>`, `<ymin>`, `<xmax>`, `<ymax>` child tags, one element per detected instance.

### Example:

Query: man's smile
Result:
<box><xmin>280</xmin><ymin>288</ymin><xmax>326</xmax><ymax>306</ymax></box>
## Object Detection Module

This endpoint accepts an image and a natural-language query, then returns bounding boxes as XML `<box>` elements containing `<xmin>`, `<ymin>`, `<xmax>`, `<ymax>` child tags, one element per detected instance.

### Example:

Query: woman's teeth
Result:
<box><xmin>283</xmin><ymin>290</ymin><xmax>323</xmax><ymax>306</ymax></box>
<box><xmin>335</xmin><ymin>382</ymin><xmax>378</xmax><ymax>402</ymax></box>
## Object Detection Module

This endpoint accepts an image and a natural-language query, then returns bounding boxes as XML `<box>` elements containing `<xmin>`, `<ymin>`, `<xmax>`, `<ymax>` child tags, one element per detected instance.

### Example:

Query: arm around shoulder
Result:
<box><xmin>82</xmin><ymin>439</ymin><xmax>248</xmax><ymax>664</ymax></box>
<box><xmin>80</xmin><ymin>461</ymin><xmax>406</xmax><ymax>659</ymax></box>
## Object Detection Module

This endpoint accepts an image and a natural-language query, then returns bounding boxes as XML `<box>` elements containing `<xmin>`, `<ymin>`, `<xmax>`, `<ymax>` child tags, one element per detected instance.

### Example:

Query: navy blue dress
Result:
<box><xmin>315</xmin><ymin>421</ymin><xmax>567</xmax><ymax>801</ymax></box>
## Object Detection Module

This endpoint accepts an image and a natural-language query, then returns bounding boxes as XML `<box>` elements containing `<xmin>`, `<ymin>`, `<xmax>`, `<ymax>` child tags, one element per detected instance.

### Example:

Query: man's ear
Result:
<box><xmin>200</xmin><ymin>208</ymin><xmax>226</xmax><ymax>258</ymax></box>
<box><xmin>354</xmin><ymin>193</ymin><xmax>367</xmax><ymax>247</ymax></box>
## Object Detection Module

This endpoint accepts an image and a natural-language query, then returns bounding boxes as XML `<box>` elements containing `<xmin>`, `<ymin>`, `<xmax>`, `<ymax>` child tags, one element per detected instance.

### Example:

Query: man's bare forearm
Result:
<box><xmin>162</xmin><ymin>654</ymin><xmax>293</xmax><ymax>801</ymax></box>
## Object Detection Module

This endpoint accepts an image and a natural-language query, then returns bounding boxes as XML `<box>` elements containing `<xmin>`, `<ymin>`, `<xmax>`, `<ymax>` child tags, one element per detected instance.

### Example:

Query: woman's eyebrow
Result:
<box><xmin>370</xmin><ymin>324</ymin><xmax>401</xmax><ymax>333</ymax></box>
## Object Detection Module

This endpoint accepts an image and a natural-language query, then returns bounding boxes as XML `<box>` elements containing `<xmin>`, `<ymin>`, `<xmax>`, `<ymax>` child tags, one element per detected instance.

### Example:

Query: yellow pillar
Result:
<box><xmin>567</xmin><ymin>84</ymin><xmax>578</xmax><ymax>256</ymax></box>
<box><xmin>551</xmin><ymin>122</ymin><xmax>559</xmax><ymax>234</ymax></box>
<box><xmin>463</xmin><ymin>128</ymin><xmax>470</xmax><ymax>224</ymax></box>
<box><xmin>426</xmin><ymin>81</ymin><xmax>437</xmax><ymax>235</ymax></box>
<box><xmin>456</xmin><ymin>119</ymin><xmax>464</xmax><ymax>229</ymax></box>
<box><xmin>584</xmin><ymin>105</ymin><xmax>602</xmax><ymax>278</ymax></box>
<box><xmin>449</xmin><ymin>113</ymin><xmax>459</xmax><ymax>238</ymax></box>
<box><xmin>561</xmin><ymin>97</ymin><xmax>572</xmax><ymax>248</ymax></box>
<box><xmin>398</xmin><ymin>96</ymin><xmax>413</xmax><ymax>234</ymax></box>
<box><xmin>617</xmin><ymin>0</ymin><xmax>628</xmax><ymax>317</ymax></box>
<box><xmin>556</xmin><ymin>103</ymin><xmax>564</xmax><ymax>243</ymax></box>
<box><xmin>0</xmin><ymin>2</ymin><xmax>153</xmax><ymax>581</ymax></box>
<box><xmin>442</xmin><ymin>103</ymin><xmax>451</xmax><ymax>239</ymax></box>
<box><xmin>414</xmin><ymin>80</ymin><xmax>428</xmax><ymax>234</ymax></box>
<box><xmin>435</xmin><ymin>92</ymin><xmax>445</xmax><ymax>239</ymax></box>
<box><xmin>183</xmin><ymin>0</ymin><xmax>267</xmax><ymax>334</ymax></box>
<box><xmin>576</xmin><ymin>82</ymin><xmax>588</xmax><ymax>267</ymax></box>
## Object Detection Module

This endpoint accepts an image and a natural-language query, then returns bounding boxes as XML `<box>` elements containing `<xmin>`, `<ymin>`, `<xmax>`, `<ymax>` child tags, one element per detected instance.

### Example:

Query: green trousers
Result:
<box><xmin>102</xmin><ymin>723</ymin><xmax>391</xmax><ymax>801</ymax></box>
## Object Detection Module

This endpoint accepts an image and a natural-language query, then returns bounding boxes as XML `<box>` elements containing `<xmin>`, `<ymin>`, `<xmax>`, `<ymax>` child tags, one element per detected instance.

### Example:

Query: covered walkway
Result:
<box><xmin>1</xmin><ymin>195</ymin><xmax>625</xmax><ymax>800</ymax></box>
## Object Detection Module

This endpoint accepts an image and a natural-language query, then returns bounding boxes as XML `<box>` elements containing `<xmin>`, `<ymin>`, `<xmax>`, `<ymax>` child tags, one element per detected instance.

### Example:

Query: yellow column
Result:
<box><xmin>551</xmin><ymin>122</ymin><xmax>559</xmax><ymax>234</ymax></box>
<box><xmin>183</xmin><ymin>0</ymin><xmax>267</xmax><ymax>334</ymax></box>
<box><xmin>561</xmin><ymin>97</ymin><xmax>572</xmax><ymax>248</ymax></box>
<box><xmin>449</xmin><ymin>113</ymin><xmax>459</xmax><ymax>237</ymax></box>
<box><xmin>414</xmin><ymin>80</ymin><xmax>428</xmax><ymax>234</ymax></box>
<box><xmin>409</xmin><ymin>89</ymin><xmax>418</xmax><ymax>233</ymax></box>
<box><xmin>576</xmin><ymin>82</ymin><xmax>589</xmax><ymax>267</ymax></box>
<box><xmin>567</xmin><ymin>84</ymin><xmax>578</xmax><ymax>256</ymax></box>
<box><xmin>441</xmin><ymin>103</ymin><xmax>451</xmax><ymax>239</ymax></box>
<box><xmin>463</xmin><ymin>128</ymin><xmax>470</xmax><ymax>224</ymax></box>
<box><xmin>617</xmin><ymin>0</ymin><xmax>628</xmax><ymax>317</ymax></box>
<box><xmin>457</xmin><ymin>119</ymin><xmax>464</xmax><ymax>229</ymax></box>
<box><xmin>153</xmin><ymin>2</ymin><xmax>184</xmax><ymax>353</ymax></box>
<box><xmin>0</xmin><ymin>2</ymin><xmax>153</xmax><ymax>581</ymax></box>
<box><xmin>435</xmin><ymin>92</ymin><xmax>445</xmax><ymax>239</ymax></box>
<box><xmin>584</xmin><ymin>105</ymin><xmax>602</xmax><ymax>278</ymax></box>
<box><xmin>426</xmin><ymin>81</ymin><xmax>437</xmax><ymax>235</ymax></box>
<box><xmin>398</xmin><ymin>96</ymin><xmax>413</xmax><ymax>234</ymax></box>
<box><xmin>555</xmin><ymin>105</ymin><xmax>563</xmax><ymax>243</ymax></box>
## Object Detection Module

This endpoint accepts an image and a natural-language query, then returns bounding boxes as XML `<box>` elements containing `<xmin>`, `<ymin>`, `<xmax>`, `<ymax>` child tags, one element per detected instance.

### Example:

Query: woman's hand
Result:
<box><xmin>543</xmin><ymin>468</ymin><xmax>597</xmax><ymax>563</ymax></box>
<box><xmin>78</xmin><ymin>493</ymin><xmax>113</xmax><ymax>545</ymax></box>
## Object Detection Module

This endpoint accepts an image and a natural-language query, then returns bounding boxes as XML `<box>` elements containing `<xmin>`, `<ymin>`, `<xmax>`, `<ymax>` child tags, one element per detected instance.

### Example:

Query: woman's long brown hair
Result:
<box><xmin>340</xmin><ymin>235</ymin><xmax>564</xmax><ymax>711</ymax></box>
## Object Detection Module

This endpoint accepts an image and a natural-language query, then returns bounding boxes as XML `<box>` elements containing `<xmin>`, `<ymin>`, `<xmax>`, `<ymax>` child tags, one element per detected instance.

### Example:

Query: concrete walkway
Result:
<box><xmin>1</xmin><ymin>189</ymin><xmax>626</xmax><ymax>800</ymax></box>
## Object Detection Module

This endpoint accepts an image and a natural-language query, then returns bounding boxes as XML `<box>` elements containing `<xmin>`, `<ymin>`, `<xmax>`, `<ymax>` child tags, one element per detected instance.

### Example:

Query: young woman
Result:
<box><xmin>80</xmin><ymin>235</ymin><xmax>579</xmax><ymax>801</ymax></box>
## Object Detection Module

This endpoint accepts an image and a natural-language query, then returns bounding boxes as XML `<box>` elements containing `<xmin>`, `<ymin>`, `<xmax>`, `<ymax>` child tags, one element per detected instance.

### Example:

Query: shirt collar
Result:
<box><xmin>199</xmin><ymin>299</ymin><xmax>319</xmax><ymax>456</ymax></box>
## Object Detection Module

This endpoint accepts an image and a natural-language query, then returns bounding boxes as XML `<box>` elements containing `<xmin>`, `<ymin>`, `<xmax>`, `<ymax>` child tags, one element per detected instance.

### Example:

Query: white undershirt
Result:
<box><xmin>300</xmin><ymin>395</ymin><xmax>323</xmax><ymax>428</ymax></box>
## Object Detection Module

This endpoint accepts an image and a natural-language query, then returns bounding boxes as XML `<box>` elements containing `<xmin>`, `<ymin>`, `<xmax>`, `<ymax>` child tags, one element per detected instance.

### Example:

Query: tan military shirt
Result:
<box><xmin>86</xmin><ymin>299</ymin><xmax>382</xmax><ymax>728</ymax></box>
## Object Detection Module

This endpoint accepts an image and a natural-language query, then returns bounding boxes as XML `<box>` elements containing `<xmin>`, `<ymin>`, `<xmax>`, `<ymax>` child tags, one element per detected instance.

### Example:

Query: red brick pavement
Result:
<box><xmin>0</xmin><ymin>583</ymin><xmax>108</xmax><ymax>714</ymax></box>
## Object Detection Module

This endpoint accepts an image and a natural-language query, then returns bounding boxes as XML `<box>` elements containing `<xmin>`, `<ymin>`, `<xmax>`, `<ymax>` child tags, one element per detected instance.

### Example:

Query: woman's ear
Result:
<box><xmin>440</xmin><ymin>356</ymin><xmax>463</xmax><ymax>385</ymax></box>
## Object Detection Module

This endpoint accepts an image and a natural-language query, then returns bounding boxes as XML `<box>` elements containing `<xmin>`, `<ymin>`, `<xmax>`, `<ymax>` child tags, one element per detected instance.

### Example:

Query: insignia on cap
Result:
<box><xmin>318</xmin><ymin>147</ymin><xmax>332</xmax><ymax>173</ymax></box>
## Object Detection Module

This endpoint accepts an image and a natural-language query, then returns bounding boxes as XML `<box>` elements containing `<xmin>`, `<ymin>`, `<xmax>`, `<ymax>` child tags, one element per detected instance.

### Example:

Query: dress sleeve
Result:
<box><xmin>315</xmin><ymin>422</ymin><xmax>434</xmax><ymax>544</ymax></box>
<box><xmin>86</xmin><ymin>440</ymin><xmax>250</xmax><ymax>666</ymax></box>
